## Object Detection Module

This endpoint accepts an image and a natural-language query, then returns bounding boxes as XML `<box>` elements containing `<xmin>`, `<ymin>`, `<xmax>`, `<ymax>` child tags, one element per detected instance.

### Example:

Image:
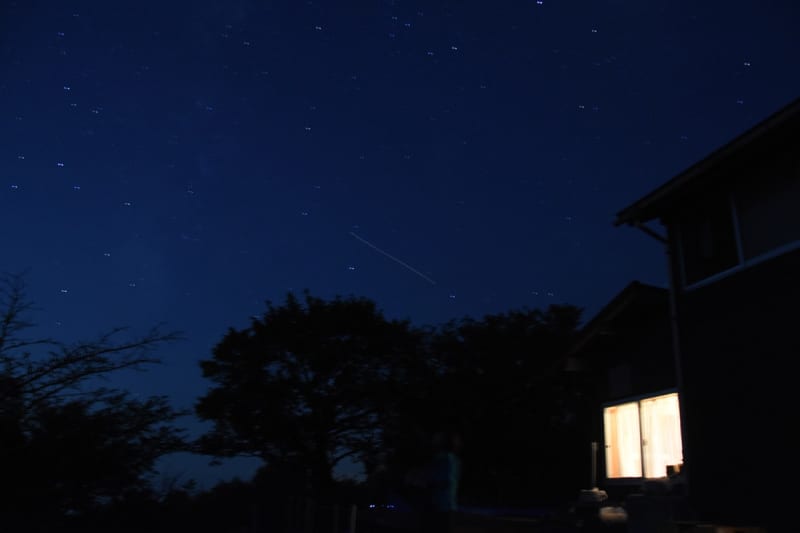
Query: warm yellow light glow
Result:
<box><xmin>604</xmin><ymin>402</ymin><xmax>642</xmax><ymax>478</ymax></box>
<box><xmin>603</xmin><ymin>392</ymin><xmax>683</xmax><ymax>480</ymax></box>
<box><xmin>640</xmin><ymin>393</ymin><xmax>683</xmax><ymax>478</ymax></box>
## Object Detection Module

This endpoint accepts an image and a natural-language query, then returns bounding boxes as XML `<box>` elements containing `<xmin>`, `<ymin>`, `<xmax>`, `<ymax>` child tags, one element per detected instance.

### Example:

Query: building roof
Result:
<box><xmin>614</xmin><ymin>96</ymin><xmax>800</xmax><ymax>227</ymax></box>
<box><xmin>567</xmin><ymin>280</ymin><xmax>668</xmax><ymax>359</ymax></box>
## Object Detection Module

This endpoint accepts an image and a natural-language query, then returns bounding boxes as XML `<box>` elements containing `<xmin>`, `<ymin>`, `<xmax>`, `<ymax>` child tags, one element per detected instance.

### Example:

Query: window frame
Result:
<box><xmin>677</xmin><ymin>190</ymin><xmax>800</xmax><ymax>291</ymax></box>
<box><xmin>602</xmin><ymin>389</ymin><xmax>683</xmax><ymax>484</ymax></box>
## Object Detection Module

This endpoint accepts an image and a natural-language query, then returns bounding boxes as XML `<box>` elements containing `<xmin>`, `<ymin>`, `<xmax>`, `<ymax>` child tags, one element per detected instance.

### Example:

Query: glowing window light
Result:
<box><xmin>641</xmin><ymin>393</ymin><xmax>683</xmax><ymax>479</ymax></box>
<box><xmin>604</xmin><ymin>402</ymin><xmax>642</xmax><ymax>478</ymax></box>
<box><xmin>603</xmin><ymin>392</ymin><xmax>683</xmax><ymax>480</ymax></box>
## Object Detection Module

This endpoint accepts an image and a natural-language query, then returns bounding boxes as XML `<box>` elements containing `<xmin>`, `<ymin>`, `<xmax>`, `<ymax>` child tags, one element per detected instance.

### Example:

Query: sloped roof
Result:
<box><xmin>568</xmin><ymin>280</ymin><xmax>668</xmax><ymax>358</ymax></box>
<box><xmin>614</xmin><ymin>96</ymin><xmax>800</xmax><ymax>226</ymax></box>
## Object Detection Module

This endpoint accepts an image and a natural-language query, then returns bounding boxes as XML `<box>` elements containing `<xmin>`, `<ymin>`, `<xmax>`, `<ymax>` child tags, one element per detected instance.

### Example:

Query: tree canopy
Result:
<box><xmin>196</xmin><ymin>291</ymin><xmax>422</xmax><ymax>496</ymax></box>
<box><xmin>1</xmin><ymin>273</ymin><xmax>593</xmax><ymax>529</ymax></box>
<box><xmin>0</xmin><ymin>273</ymin><xmax>187</xmax><ymax>528</ymax></box>
<box><xmin>196</xmin><ymin>290</ymin><xmax>589</xmax><ymax>507</ymax></box>
<box><xmin>368</xmin><ymin>304</ymin><xmax>588</xmax><ymax>507</ymax></box>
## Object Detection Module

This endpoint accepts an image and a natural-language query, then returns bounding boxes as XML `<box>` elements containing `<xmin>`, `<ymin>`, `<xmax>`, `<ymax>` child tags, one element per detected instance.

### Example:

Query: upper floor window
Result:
<box><xmin>735</xmin><ymin>153</ymin><xmax>800</xmax><ymax>260</ymax></box>
<box><xmin>678</xmin><ymin>197</ymin><xmax>739</xmax><ymax>286</ymax></box>
<box><xmin>677</xmin><ymin>150</ymin><xmax>800</xmax><ymax>288</ymax></box>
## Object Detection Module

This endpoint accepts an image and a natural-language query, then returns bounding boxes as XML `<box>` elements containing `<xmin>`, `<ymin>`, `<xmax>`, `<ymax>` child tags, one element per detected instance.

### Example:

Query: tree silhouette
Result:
<box><xmin>195</xmin><ymin>290</ymin><xmax>590</xmax><ymax>511</ymax></box>
<box><xmin>379</xmin><ymin>305</ymin><xmax>585</xmax><ymax>507</ymax></box>
<box><xmin>0</xmin><ymin>273</ymin><xmax>187</xmax><ymax>529</ymax></box>
<box><xmin>196</xmin><ymin>291</ymin><xmax>422</xmax><ymax>497</ymax></box>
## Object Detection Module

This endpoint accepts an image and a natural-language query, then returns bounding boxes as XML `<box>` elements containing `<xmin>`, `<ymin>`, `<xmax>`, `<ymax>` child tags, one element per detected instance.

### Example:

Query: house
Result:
<box><xmin>566</xmin><ymin>281</ymin><xmax>689</xmax><ymax>533</ymax></box>
<box><xmin>614</xmin><ymin>96</ymin><xmax>800</xmax><ymax>530</ymax></box>
<box><xmin>567</xmin><ymin>281</ymin><xmax>679</xmax><ymax>489</ymax></box>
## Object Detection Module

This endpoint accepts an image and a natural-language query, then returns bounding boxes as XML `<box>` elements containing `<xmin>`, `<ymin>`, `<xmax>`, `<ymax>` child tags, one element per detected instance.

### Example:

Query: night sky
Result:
<box><xmin>2</xmin><ymin>0</ymin><xmax>799</xmax><ymax>489</ymax></box>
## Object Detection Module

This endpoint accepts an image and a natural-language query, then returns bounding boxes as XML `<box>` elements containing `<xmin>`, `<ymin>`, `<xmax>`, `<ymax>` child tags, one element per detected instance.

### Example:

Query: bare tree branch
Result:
<box><xmin>0</xmin><ymin>272</ymin><xmax>183</xmax><ymax>413</ymax></box>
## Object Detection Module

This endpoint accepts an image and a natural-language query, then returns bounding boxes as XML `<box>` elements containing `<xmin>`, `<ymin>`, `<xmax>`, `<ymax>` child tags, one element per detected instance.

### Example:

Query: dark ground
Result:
<box><xmin>358</xmin><ymin>507</ymin><xmax>627</xmax><ymax>533</ymax></box>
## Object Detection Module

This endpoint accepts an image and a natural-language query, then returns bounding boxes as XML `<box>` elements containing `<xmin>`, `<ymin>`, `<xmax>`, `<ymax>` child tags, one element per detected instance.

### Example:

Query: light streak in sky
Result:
<box><xmin>349</xmin><ymin>232</ymin><xmax>437</xmax><ymax>285</ymax></box>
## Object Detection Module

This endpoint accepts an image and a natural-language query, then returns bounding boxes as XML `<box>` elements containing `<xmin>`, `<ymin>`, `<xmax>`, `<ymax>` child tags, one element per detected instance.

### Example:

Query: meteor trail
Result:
<box><xmin>349</xmin><ymin>232</ymin><xmax>437</xmax><ymax>285</ymax></box>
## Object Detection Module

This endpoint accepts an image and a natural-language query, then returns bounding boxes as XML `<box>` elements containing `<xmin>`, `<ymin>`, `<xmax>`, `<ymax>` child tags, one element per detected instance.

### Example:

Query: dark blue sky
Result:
<box><xmin>2</xmin><ymin>0</ymin><xmax>798</xmax><ymax>488</ymax></box>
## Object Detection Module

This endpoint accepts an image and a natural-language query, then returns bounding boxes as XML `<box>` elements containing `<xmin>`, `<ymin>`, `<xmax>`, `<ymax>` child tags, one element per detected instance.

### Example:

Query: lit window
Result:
<box><xmin>603</xmin><ymin>401</ymin><xmax>642</xmax><ymax>478</ymax></box>
<box><xmin>603</xmin><ymin>392</ymin><xmax>683</xmax><ymax>480</ymax></box>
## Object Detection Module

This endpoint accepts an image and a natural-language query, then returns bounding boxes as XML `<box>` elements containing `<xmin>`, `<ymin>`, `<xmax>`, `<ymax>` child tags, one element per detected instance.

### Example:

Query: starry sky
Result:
<box><xmin>2</xmin><ymin>0</ymin><xmax>799</xmax><ymax>489</ymax></box>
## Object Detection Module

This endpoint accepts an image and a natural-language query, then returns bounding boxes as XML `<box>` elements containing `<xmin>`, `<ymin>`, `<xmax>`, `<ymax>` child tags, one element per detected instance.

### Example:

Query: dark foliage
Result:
<box><xmin>0</xmin><ymin>278</ymin><xmax>593</xmax><ymax>531</ymax></box>
<box><xmin>197</xmin><ymin>289</ymin><xmax>590</xmax><ymax>512</ymax></box>
<box><xmin>0</xmin><ymin>273</ymin><xmax>187</xmax><ymax>530</ymax></box>
<box><xmin>380</xmin><ymin>305</ymin><xmax>588</xmax><ymax>507</ymax></box>
<box><xmin>196</xmin><ymin>291</ymin><xmax>423</xmax><ymax>497</ymax></box>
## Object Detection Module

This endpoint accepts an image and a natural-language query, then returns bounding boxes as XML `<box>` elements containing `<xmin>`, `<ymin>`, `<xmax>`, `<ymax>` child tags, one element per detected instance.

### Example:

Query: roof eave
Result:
<box><xmin>614</xmin><ymin>96</ymin><xmax>800</xmax><ymax>227</ymax></box>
